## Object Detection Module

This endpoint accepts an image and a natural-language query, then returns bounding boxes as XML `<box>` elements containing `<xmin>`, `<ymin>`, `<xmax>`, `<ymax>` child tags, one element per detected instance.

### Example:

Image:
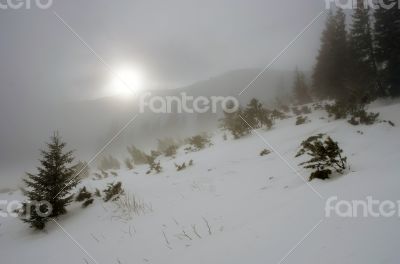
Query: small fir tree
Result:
<box><xmin>22</xmin><ymin>132</ymin><xmax>80</xmax><ymax>229</ymax></box>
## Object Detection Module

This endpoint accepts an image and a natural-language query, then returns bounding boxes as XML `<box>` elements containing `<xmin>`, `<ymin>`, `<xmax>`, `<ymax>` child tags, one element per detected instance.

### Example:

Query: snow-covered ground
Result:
<box><xmin>1</xmin><ymin>101</ymin><xmax>400</xmax><ymax>264</ymax></box>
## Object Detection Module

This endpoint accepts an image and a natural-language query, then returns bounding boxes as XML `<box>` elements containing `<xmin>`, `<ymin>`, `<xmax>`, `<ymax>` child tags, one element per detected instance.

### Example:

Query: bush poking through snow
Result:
<box><xmin>271</xmin><ymin>109</ymin><xmax>290</xmax><ymax>120</ymax></box>
<box><xmin>175</xmin><ymin>160</ymin><xmax>194</xmax><ymax>171</ymax></box>
<box><xmin>296</xmin><ymin>116</ymin><xmax>310</xmax><ymax>125</ymax></box>
<box><xmin>98</xmin><ymin>155</ymin><xmax>120</xmax><ymax>171</ymax></box>
<box><xmin>296</xmin><ymin>134</ymin><xmax>347</xmax><ymax>181</ymax></box>
<box><xmin>75</xmin><ymin>187</ymin><xmax>92</xmax><ymax>202</ymax></box>
<box><xmin>145</xmin><ymin>154</ymin><xmax>162</xmax><ymax>174</ymax></box>
<box><xmin>127</xmin><ymin>145</ymin><xmax>147</xmax><ymax>165</ymax></box>
<box><xmin>220</xmin><ymin>106</ymin><xmax>251</xmax><ymax>139</ymax></box>
<box><xmin>260</xmin><ymin>149</ymin><xmax>271</xmax><ymax>156</ymax></box>
<box><xmin>292</xmin><ymin>106</ymin><xmax>302</xmax><ymax>116</ymax></box>
<box><xmin>244</xmin><ymin>98</ymin><xmax>273</xmax><ymax>130</ymax></box>
<box><xmin>220</xmin><ymin>99</ymin><xmax>274</xmax><ymax>139</ymax></box>
<box><xmin>164</xmin><ymin>144</ymin><xmax>178</xmax><ymax>157</ymax></box>
<box><xmin>175</xmin><ymin>162</ymin><xmax>186</xmax><ymax>171</ymax></box>
<box><xmin>301</xmin><ymin>106</ymin><xmax>312</xmax><ymax>114</ymax></box>
<box><xmin>82</xmin><ymin>199</ymin><xmax>94</xmax><ymax>208</ymax></box>
<box><xmin>185</xmin><ymin>134</ymin><xmax>212</xmax><ymax>152</ymax></box>
<box><xmin>124</xmin><ymin>158</ymin><xmax>134</xmax><ymax>170</ymax></box>
<box><xmin>157</xmin><ymin>138</ymin><xmax>179</xmax><ymax>157</ymax></box>
<box><xmin>103</xmin><ymin>182</ymin><xmax>124</xmax><ymax>202</ymax></box>
<box><xmin>348</xmin><ymin>110</ymin><xmax>379</xmax><ymax>125</ymax></box>
<box><xmin>325</xmin><ymin>101</ymin><xmax>349</xmax><ymax>119</ymax></box>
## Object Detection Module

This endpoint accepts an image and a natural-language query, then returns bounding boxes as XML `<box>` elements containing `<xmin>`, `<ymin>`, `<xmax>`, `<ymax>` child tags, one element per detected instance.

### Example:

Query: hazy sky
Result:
<box><xmin>0</xmin><ymin>0</ymin><xmax>329</xmax><ymax>186</ymax></box>
<box><xmin>0</xmin><ymin>0</ymin><xmax>327</xmax><ymax>101</ymax></box>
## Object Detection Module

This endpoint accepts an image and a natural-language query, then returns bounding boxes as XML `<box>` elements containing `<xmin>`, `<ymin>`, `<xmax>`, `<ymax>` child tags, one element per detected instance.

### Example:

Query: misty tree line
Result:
<box><xmin>311</xmin><ymin>3</ymin><xmax>399</xmax><ymax>105</ymax></box>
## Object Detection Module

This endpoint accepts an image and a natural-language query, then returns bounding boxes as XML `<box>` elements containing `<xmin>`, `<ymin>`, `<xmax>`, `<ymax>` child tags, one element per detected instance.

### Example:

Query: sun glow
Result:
<box><xmin>108</xmin><ymin>65</ymin><xmax>145</xmax><ymax>98</ymax></box>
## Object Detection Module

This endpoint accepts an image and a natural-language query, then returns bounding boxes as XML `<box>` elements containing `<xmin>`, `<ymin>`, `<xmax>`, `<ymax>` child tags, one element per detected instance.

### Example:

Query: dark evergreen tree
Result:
<box><xmin>244</xmin><ymin>98</ymin><xmax>273</xmax><ymax>129</ymax></box>
<box><xmin>313</xmin><ymin>9</ymin><xmax>349</xmax><ymax>100</ymax></box>
<box><xmin>349</xmin><ymin>0</ymin><xmax>382</xmax><ymax>102</ymax></box>
<box><xmin>220</xmin><ymin>106</ymin><xmax>251</xmax><ymax>139</ymax></box>
<box><xmin>293</xmin><ymin>68</ymin><xmax>312</xmax><ymax>104</ymax></box>
<box><xmin>22</xmin><ymin>132</ymin><xmax>80</xmax><ymax>229</ymax></box>
<box><xmin>296</xmin><ymin>134</ymin><xmax>347</xmax><ymax>181</ymax></box>
<box><xmin>374</xmin><ymin>1</ymin><xmax>400</xmax><ymax>97</ymax></box>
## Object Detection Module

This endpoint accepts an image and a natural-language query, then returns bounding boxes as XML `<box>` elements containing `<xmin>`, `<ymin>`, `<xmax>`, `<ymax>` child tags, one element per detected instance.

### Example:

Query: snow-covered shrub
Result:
<box><xmin>157</xmin><ymin>138</ymin><xmax>179</xmax><ymax>157</ymax></box>
<box><xmin>127</xmin><ymin>145</ymin><xmax>147</xmax><ymax>165</ymax></box>
<box><xmin>124</xmin><ymin>158</ymin><xmax>134</xmax><ymax>170</ymax></box>
<box><xmin>260</xmin><ymin>149</ymin><xmax>271</xmax><ymax>156</ymax></box>
<box><xmin>98</xmin><ymin>155</ymin><xmax>120</xmax><ymax>171</ymax></box>
<box><xmin>292</xmin><ymin>106</ymin><xmax>302</xmax><ymax>116</ymax></box>
<box><xmin>221</xmin><ymin>98</ymin><xmax>274</xmax><ymax>139</ymax></box>
<box><xmin>301</xmin><ymin>106</ymin><xmax>312</xmax><ymax>114</ymax></box>
<box><xmin>185</xmin><ymin>134</ymin><xmax>212</xmax><ymax>151</ymax></box>
<box><xmin>244</xmin><ymin>98</ymin><xmax>273</xmax><ymax>130</ymax></box>
<box><xmin>348</xmin><ymin>110</ymin><xmax>379</xmax><ymax>125</ymax></box>
<box><xmin>296</xmin><ymin>134</ymin><xmax>347</xmax><ymax>181</ymax></box>
<box><xmin>325</xmin><ymin>101</ymin><xmax>349</xmax><ymax>119</ymax></box>
<box><xmin>175</xmin><ymin>162</ymin><xmax>186</xmax><ymax>171</ymax></box>
<box><xmin>164</xmin><ymin>144</ymin><xmax>178</xmax><ymax>157</ymax></box>
<box><xmin>150</xmin><ymin>150</ymin><xmax>161</xmax><ymax>159</ymax></box>
<box><xmin>220</xmin><ymin>107</ymin><xmax>251</xmax><ymax>139</ymax></box>
<box><xmin>313</xmin><ymin>102</ymin><xmax>324</xmax><ymax>110</ymax></box>
<box><xmin>75</xmin><ymin>187</ymin><xmax>94</xmax><ymax>208</ymax></box>
<box><xmin>82</xmin><ymin>198</ymin><xmax>94</xmax><ymax>208</ymax></box>
<box><xmin>103</xmin><ymin>182</ymin><xmax>124</xmax><ymax>202</ymax></box>
<box><xmin>271</xmin><ymin>109</ymin><xmax>290</xmax><ymax>120</ymax></box>
<box><xmin>145</xmin><ymin>154</ymin><xmax>162</xmax><ymax>174</ymax></box>
<box><xmin>296</xmin><ymin>116</ymin><xmax>310</xmax><ymax>125</ymax></box>
<box><xmin>75</xmin><ymin>187</ymin><xmax>92</xmax><ymax>202</ymax></box>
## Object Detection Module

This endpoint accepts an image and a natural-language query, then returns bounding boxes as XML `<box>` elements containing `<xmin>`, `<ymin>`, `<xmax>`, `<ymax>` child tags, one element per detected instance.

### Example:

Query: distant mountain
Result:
<box><xmin>0</xmin><ymin>68</ymin><xmax>295</xmax><ymax>187</ymax></box>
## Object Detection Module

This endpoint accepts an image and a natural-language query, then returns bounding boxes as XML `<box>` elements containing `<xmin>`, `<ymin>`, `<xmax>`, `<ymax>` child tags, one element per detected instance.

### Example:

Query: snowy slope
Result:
<box><xmin>1</xmin><ymin>101</ymin><xmax>400</xmax><ymax>264</ymax></box>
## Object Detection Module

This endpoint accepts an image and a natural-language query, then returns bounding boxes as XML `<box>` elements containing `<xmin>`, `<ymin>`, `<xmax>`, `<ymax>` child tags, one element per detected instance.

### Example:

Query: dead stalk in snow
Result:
<box><xmin>162</xmin><ymin>230</ymin><xmax>170</xmax><ymax>245</ymax></box>
<box><xmin>90</xmin><ymin>233</ymin><xmax>100</xmax><ymax>243</ymax></box>
<box><xmin>192</xmin><ymin>225</ymin><xmax>202</xmax><ymax>238</ymax></box>
<box><xmin>113</xmin><ymin>192</ymin><xmax>152</xmax><ymax>220</ymax></box>
<box><xmin>182</xmin><ymin>229</ymin><xmax>193</xmax><ymax>240</ymax></box>
<box><xmin>202</xmin><ymin>217</ymin><xmax>212</xmax><ymax>235</ymax></box>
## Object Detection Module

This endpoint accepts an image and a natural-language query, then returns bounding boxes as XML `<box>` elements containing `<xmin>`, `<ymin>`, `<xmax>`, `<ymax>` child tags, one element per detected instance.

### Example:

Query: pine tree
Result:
<box><xmin>220</xmin><ymin>106</ymin><xmax>251</xmax><ymax>139</ymax></box>
<box><xmin>22</xmin><ymin>132</ymin><xmax>80</xmax><ymax>229</ymax></box>
<box><xmin>374</xmin><ymin>2</ymin><xmax>400</xmax><ymax>97</ymax></box>
<box><xmin>313</xmin><ymin>9</ymin><xmax>349</xmax><ymax>100</ymax></box>
<box><xmin>244</xmin><ymin>98</ymin><xmax>273</xmax><ymax>129</ymax></box>
<box><xmin>293</xmin><ymin>68</ymin><xmax>312</xmax><ymax>104</ymax></box>
<box><xmin>349</xmin><ymin>0</ymin><xmax>382</xmax><ymax>101</ymax></box>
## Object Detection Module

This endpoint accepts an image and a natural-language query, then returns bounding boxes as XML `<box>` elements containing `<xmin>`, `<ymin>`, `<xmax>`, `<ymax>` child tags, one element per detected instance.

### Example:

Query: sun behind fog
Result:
<box><xmin>108</xmin><ymin>65</ymin><xmax>145</xmax><ymax>98</ymax></box>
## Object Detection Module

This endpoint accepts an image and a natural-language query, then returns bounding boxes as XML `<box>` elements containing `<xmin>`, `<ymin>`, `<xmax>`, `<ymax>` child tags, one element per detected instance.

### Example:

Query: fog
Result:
<box><xmin>0</xmin><ymin>0</ymin><xmax>327</xmax><ymax>187</ymax></box>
